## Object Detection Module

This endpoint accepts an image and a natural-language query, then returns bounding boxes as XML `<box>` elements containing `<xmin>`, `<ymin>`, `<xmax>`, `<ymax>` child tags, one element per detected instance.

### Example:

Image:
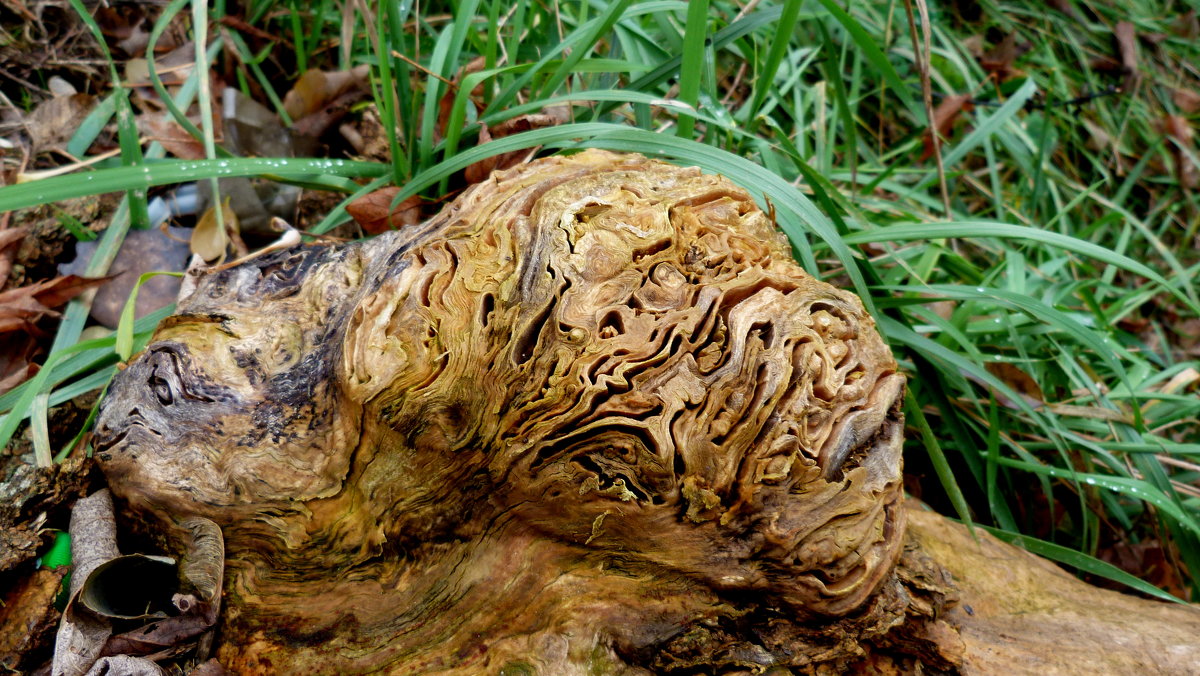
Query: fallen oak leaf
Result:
<box><xmin>346</xmin><ymin>188</ymin><xmax>424</xmax><ymax>235</ymax></box>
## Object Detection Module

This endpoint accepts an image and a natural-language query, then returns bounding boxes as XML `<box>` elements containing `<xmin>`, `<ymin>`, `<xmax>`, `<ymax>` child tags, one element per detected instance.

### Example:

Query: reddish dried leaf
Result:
<box><xmin>0</xmin><ymin>227</ymin><xmax>26</xmax><ymax>251</ymax></box>
<box><xmin>921</xmin><ymin>94</ymin><xmax>973</xmax><ymax>162</ymax></box>
<box><xmin>0</xmin><ymin>275</ymin><xmax>110</xmax><ymax>332</ymax></box>
<box><xmin>27</xmin><ymin>274</ymin><xmax>115</xmax><ymax>309</ymax></box>
<box><xmin>435</xmin><ymin>56</ymin><xmax>489</xmax><ymax>142</ymax></box>
<box><xmin>346</xmin><ymin>188</ymin><xmax>423</xmax><ymax>235</ymax></box>
<box><xmin>0</xmin><ymin>335</ymin><xmax>38</xmax><ymax>395</ymax></box>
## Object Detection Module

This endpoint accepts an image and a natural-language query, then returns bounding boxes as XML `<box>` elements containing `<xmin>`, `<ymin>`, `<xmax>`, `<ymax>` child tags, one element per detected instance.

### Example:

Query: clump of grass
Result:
<box><xmin>0</xmin><ymin>0</ymin><xmax>1197</xmax><ymax>601</ymax></box>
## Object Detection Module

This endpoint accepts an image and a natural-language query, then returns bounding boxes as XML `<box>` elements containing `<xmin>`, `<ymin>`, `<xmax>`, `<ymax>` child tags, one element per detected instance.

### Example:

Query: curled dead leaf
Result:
<box><xmin>283</xmin><ymin>66</ymin><xmax>370</xmax><ymax>122</ymax></box>
<box><xmin>191</xmin><ymin>200</ymin><xmax>240</xmax><ymax>263</ymax></box>
<box><xmin>0</xmin><ymin>226</ymin><xmax>28</xmax><ymax>286</ymax></box>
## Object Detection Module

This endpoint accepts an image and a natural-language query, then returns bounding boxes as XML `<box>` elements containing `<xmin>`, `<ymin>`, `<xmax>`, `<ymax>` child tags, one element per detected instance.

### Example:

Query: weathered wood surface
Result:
<box><xmin>87</xmin><ymin>150</ymin><xmax>1199</xmax><ymax>674</ymax></box>
<box><xmin>906</xmin><ymin>504</ymin><xmax>1200</xmax><ymax>675</ymax></box>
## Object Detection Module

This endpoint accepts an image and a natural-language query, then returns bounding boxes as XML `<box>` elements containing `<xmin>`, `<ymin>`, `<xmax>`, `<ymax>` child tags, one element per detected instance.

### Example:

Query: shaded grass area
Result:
<box><xmin>1</xmin><ymin>0</ymin><xmax>1198</xmax><ymax>601</ymax></box>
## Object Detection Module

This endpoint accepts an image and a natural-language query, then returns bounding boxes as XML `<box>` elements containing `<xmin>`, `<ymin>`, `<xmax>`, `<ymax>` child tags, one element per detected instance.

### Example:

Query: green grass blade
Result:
<box><xmin>844</xmin><ymin>222</ymin><xmax>1200</xmax><ymax>315</ymax></box>
<box><xmin>0</xmin><ymin>158</ymin><xmax>388</xmax><ymax>212</ymax></box>
<box><xmin>676</xmin><ymin>0</ymin><xmax>708</xmax><ymax>139</ymax></box>
<box><xmin>981</xmin><ymin>525</ymin><xmax>1188</xmax><ymax>604</ymax></box>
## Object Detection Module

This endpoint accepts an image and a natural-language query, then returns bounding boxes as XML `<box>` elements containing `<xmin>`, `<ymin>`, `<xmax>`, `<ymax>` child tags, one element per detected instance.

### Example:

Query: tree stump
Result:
<box><xmin>92</xmin><ymin>151</ymin><xmax>1200</xmax><ymax>674</ymax></box>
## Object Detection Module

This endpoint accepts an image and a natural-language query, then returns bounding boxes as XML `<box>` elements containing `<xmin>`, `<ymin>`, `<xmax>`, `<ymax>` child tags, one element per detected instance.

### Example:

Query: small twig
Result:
<box><xmin>931</xmin><ymin>85</ymin><xmax>1121</xmax><ymax>110</ymax></box>
<box><xmin>391</xmin><ymin>50</ymin><xmax>458</xmax><ymax>89</ymax></box>
<box><xmin>904</xmin><ymin>0</ymin><xmax>951</xmax><ymax>219</ymax></box>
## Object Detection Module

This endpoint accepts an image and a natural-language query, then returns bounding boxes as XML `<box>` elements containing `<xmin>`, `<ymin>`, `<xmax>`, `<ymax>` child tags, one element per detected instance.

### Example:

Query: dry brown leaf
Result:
<box><xmin>26</xmin><ymin>93</ymin><xmax>96</xmax><ymax>153</ymax></box>
<box><xmin>1173</xmin><ymin>89</ymin><xmax>1200</xmax><ymax>115</ymax></box>
<box><xmin>1163</xmin><ymin>114</ymin><xmax>1197</xmax><ymax>188</ymax></box>
<box><xmin>139</xmin><ymin>115</ymin><xmax>210</xmax><ymax>160</ymax></box>
<box><xmin>922</xmin><ymin>94</ymin><xmax>973</xmax><ymax>162</ymax></box>
<box><xmin>25</xmin><ymin>274</ymin><xmax>114</xmax><ymax>309</ymax></box>
<box><xmin>95</xmin><ymin>5</ymin><xmax>153</xmax><ymax>56</ymax></box>
<box><xmin>1114</xmin><ymin>21</ymin><xmax>1140</xmax><ymax>90</ymax></box>
<box><xmin>464</xmin><ymin>109</ymin><xmax>569</xmax><ymax>184</ymax></box>
<box><xmin>283</xmin><ymin>66</ymin><xmax>370</xmax><ymax>121</ymax></box>
<box><xmin>291</xmin><ymin>90</ymin><xmax>368</xmax><ymax>139</ymax></box>
<box><xmin>191</xmin><ymin>200</ymin><xmax>239</xmax><ymax>263</ymax></box>
<box><xmin>979</xmin><ymin>32</ymin><xmax>1029</xmax><ymax>83</ymax></box>
<box><xmin>0</xmin><ymin>274</ymin><xmax>112</xmax><ymax>335</ymax></box>
<box><xmin>985</xmin><ymin>361</ymin><xmax>1045</xmax><ymax>404</ymax></box>
<box><xmin>0</xmin><ymin>334</ymin><xmax>38</xmax><ymax>396</ymax></box>
<box><xmin>0</xmin><ymin>360</ymin><xmax>36</xmax><ymax>396</ymax></box>
<box><xmin>0</xmin><ymin>227</ymin><xmax>26</xmax><ymax>252</ymax></box>
<box><xmin>435</xmin><ymin>56</ymin><xmax>489</xmax><ymax>142</ymax></box>
<box><xmin>1172</xmin><ymin>11</ymin><xmax>1199</xmax><ymax>40</ymax></box>
<box><xmin>346</xmin><ymin>188</ymin><xmax>423</xmax><ymax>235</ymax></box>
<box><xmin>0</xmin><ymin>226</ymin><xmax>28</xmax><ymax>287</ymax></box>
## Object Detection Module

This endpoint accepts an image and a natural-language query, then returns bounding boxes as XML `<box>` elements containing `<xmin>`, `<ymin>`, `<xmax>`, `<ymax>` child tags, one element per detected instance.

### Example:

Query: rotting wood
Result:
<box><xmin>90</xmin><ymin>150</ymin><xmax>1199</xmax><ymax>674</ymax></box>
